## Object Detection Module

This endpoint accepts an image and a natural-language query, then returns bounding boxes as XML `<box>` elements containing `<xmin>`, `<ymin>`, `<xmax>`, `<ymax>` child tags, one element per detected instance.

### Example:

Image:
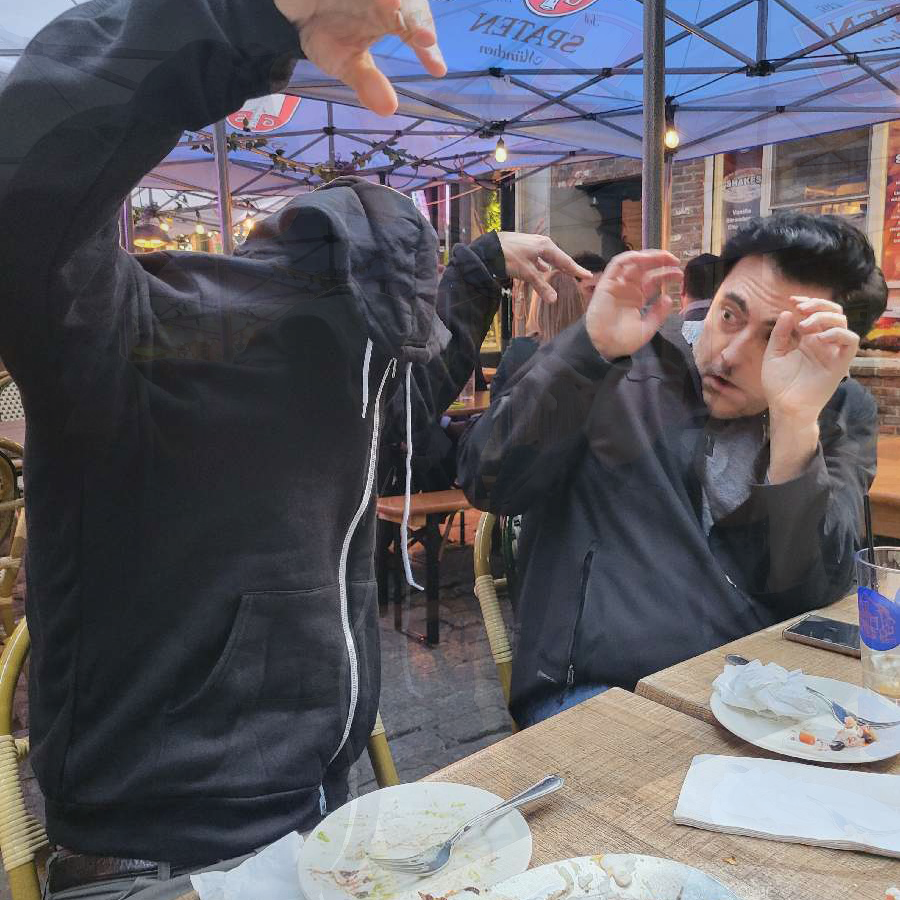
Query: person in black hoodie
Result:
<box><xmin>459</xmin><ymin>214</ymin><xmax>886</xmax><ymax>729</ymax></box>
<box><xmin>0</xmin><ymin>0</ymin><xmax>589</xmax><ymax>895</ymax></box>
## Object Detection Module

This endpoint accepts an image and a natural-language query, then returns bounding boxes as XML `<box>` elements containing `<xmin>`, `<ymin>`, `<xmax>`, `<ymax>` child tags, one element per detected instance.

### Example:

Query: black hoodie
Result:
<box><xmin>0</xmin><ymin>0</ymin><xmax>502</xmax><ymax>863</ymax></box>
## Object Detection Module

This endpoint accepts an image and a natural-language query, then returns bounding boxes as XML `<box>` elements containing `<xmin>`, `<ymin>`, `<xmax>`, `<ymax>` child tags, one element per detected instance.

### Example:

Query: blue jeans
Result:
<box><xmin>516</xmin><ymin>683</ymin><xmax>610</xmax><ymax>729</ymax></box>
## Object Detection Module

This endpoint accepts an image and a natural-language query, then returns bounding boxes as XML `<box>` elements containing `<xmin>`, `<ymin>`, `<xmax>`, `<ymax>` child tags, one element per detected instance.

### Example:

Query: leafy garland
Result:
<box><xmin>187</xmin><ymin>120</ymin><xmax>430</xmax><ymax>184</ymax></box>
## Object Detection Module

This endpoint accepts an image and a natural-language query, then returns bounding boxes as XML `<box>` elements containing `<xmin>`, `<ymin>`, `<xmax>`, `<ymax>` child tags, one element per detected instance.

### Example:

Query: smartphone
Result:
<box><xmin>783</xmin><ymin>614</ymin><xmax>861</xmax><ymax>658</ymax></box>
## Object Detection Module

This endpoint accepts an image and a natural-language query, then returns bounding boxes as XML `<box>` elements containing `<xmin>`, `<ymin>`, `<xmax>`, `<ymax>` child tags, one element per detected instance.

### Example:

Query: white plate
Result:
<box><xmin>297</xmin><ymin>782</ymin><xmax>532</xmax><ymax>900</ymax></box>
<box><xmin>485</xmin><ymin>854</ymin><xmax>741</xmax><ymax>900</ymax></box>
<box><xmin>711</xmin><ymin>674</ymin><xmax>900</xmax><ymax>764</ymax></box>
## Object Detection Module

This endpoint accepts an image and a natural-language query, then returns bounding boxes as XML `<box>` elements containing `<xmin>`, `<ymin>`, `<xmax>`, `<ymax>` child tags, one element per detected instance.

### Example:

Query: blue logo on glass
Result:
<box><xmin>858</xmin><ymin>587</ymin><xmax>900</xmax><ymax>651</ymax></box>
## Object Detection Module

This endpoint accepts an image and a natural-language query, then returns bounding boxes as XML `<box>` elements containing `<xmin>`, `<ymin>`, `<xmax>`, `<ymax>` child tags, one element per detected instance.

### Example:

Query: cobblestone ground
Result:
<box><xmin>1</xmin><ymin>514</ymin><xmax>513</xmax><ymax>899</ymax></box>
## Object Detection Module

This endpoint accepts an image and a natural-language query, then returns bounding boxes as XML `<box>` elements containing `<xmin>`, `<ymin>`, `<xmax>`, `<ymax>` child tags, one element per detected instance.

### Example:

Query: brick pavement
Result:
<box><xmin>1</xmin><ymin>515</ymin><xmax>514</xmax><ymax>898</ymax></box>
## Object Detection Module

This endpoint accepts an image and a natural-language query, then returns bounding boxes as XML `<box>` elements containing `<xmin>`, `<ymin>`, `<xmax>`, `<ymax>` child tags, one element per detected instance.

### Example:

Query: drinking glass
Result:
<box><xmin>856</xmin><ymin>547</ymin><xmax>900</xmax><ymax>703</ymax></box>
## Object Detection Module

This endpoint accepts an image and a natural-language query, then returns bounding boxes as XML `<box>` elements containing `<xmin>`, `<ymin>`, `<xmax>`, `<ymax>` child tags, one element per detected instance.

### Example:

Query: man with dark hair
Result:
<box><xmin>459</xmin><ymin>212</ymin><xmax>886</xmax><ymax>728</ymax></box>
<box><xmin>682</xmin><ymin>252</ymin><xmax>720</xmax><ymax>321</ymax></box>
<box><xmin>572</xmin><ymin>251</ymin><xmax>607</xmax><ymax>306</ymax></box>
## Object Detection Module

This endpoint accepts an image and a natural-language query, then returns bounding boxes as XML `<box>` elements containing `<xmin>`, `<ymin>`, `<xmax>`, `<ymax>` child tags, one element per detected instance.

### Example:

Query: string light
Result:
<box><xmin>494</xmin><ymin>137</ymin><xmax>508</xmax><ymax>164</ymax></box>
<box><xmin>664</xmin><ymin>98</ymin><xmax>679</xmax><ymax>151</ymax></box>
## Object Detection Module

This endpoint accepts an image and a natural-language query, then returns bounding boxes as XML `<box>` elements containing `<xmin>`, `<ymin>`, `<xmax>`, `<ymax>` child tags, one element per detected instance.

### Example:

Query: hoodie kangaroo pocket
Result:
<box><xmin>160</xmin><ymin>585</ymin><xmax>352</xmax><ymax>795</ymax></box>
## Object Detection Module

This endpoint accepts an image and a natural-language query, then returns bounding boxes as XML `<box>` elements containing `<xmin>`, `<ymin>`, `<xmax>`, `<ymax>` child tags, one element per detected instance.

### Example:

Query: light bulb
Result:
<box><xmin>159</xmin><ymin>221</ymin><xmax>170</xmax><ymax>232</ymax></box>
<box><xmin>664</xmin><ymin>127</ymin><xmax>680</xmax><ymax>150</ymax></box>
<box><xmin>195</xmin><ymin>222</ymin><xmax>206</xmax><ymax>235</ymax></box>
<box><xmin>244</xmin><ymin>216</ymin><xmax>255</xmax><ymax>231</ymax></box>
<box><xmin>494</xmin><ymin>137</ymin><xmax>507</xmax><ymax>164</ymax></box>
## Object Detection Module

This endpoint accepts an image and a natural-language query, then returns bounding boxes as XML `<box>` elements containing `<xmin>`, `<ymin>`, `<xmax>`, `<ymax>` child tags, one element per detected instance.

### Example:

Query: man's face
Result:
<box><xmin>693</xmin><ymin>255</ymin><xmax>834</xmax><ymax>419</ymax></box>
<box><xmin>578</xmin><ymin>272</ymin><xmax>601</xmax><ymax>306</ymax></box>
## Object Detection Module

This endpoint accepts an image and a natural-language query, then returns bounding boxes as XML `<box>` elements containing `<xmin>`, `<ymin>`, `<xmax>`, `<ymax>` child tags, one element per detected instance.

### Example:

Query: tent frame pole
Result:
<box><xmin>642</xmin><ymin>0</ymin><xmax>666</xmax><ymax>251</ymax></box>
<box><xmin>213</xmin><ymin>119</ymin><xmax>235</xmax><ymax>361</ymax></box>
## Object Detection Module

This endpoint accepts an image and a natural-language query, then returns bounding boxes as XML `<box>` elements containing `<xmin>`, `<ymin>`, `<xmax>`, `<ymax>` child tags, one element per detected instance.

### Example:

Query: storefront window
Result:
<box><xmin>770</xmin><ymin>127</ymin><xmax>870</xmax><ymax>231</ymax></box>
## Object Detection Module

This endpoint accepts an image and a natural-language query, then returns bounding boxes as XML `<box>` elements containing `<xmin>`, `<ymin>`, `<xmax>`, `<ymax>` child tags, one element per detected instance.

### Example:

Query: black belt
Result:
<box><xmin>47</xmin><ymin>849</ymin><xmax>210</xmax><ymax>893</ymax></box>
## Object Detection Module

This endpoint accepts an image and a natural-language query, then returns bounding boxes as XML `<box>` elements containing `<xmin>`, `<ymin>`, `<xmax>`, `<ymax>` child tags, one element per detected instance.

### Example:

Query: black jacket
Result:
<box><xmin>458</xmin><ymin>318</ymin><xmax>877</xmax><ymax>723</ymax></box>
<box><xmin>0</xmin><ymin>0</ymin><xmax>501</xmax><ymax>863</ymax></box>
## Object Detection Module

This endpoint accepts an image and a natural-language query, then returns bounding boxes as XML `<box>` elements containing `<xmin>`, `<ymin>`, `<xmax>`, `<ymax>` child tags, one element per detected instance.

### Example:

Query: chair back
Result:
<box><xmin>473</xmin><ymin>512</ymin><xmax>515</xmax><ymax>715</ymax></box>
<box><xmin>0</xmin><ymin>383</ymin><xmax>22</xmax><ymax>423</ymax></box>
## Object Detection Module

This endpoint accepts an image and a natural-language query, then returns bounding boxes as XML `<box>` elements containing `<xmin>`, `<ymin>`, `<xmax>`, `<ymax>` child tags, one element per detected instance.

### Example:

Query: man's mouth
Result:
<box><xmin>702</xmin><ymin>373</ymin><xmax>737</xmax><ymax>394</ymax></box>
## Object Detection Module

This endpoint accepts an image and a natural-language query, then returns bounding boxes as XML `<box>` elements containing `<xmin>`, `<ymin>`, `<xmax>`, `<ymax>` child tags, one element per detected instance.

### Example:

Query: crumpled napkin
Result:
<box><xmin>713</xmin><ymin>659</ymin><xmax>818</xmax><ymax>719</ymax></box>
<box><xmin>190</xmin><ymin>832</ymin><xmax>305</xmax><ymax>900</ymax></box>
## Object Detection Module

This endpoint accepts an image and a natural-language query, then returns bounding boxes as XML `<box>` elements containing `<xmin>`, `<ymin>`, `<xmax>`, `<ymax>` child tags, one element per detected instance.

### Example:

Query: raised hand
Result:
<box><xmin>496</xmin><ymin>233</ymin><xmax>593</xmax><ymax>304</ymax></box>
<box><xmin>762</xmin><ymin>297</ymin><xmax>860</xmax><ymax>427</ymax></box>
<box><xmin>273</xmin><ymin>0</ymin><xmax>446</xmax><ymax>115</ymax></box>
<box><xmin>583</xmin><ymin>250</ymin><xmax>683</xmax><ymax>359</ymax></box>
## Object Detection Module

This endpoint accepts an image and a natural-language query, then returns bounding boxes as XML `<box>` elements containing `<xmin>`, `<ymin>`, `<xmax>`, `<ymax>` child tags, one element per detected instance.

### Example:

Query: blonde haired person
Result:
<box><xmin>493</xmin><ymin>271</ymin><xmax>588</xmax><ymax>398</ymax></box>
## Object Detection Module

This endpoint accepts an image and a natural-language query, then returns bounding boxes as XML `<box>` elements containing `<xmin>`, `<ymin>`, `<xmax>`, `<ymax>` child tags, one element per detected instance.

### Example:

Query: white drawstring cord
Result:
<box><xmin>361</xmin><ymin>339</ymin><xmax>373</xmax><ymax>418</ymax></box>
<box><xmin>401</xmin><ymin>361</ymin><xmax>423</xmax><ymax>590</ymax></box>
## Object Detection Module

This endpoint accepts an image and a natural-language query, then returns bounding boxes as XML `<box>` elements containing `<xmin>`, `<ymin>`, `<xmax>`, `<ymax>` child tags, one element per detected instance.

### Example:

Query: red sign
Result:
<box><xmin>883</xmin><ymin>121</ymin><xmax>900</xmax><ymax>284</ymax></box>
<box><xmin>525</xmin><ymin>0</ymin><xmax>601</xmax><ymax>16</ymax></box>
<box><xmin>226</xmin><ymin>94</ymin><xmax>301</xmax><ymax>133</ymax></box>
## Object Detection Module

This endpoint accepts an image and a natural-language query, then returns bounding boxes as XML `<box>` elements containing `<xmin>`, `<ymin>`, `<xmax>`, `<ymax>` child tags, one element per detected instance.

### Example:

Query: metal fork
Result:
<box><xmin>368</xmin><ymin>774</ymin><xmax>564</xmax><ymax>876</ymax></box>
<box><xmin>725</xmin><ymin>655</ymin><xmax>900</xmax><ymax>729</ymax></box>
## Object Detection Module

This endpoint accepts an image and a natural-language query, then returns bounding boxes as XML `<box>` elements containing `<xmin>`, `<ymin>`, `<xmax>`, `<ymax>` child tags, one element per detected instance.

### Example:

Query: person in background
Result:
<box><xmin>491</xmin><ymin>271</ymin><xmax>586</xmax><ymax>399</ymax></box>
<box><xmin>573</xmin><ymin>251</ymin><xmax>607</xmax><ymax>306</ymax></box>
<box><xmin>460</xmin><ymin>213</ymin><xmax>885</xmax><ymax>729</ymax></box>
<box><xmin>682</xmin><ymin>252</ymin><xmax>721</xmax><ymax>321</ymax></box>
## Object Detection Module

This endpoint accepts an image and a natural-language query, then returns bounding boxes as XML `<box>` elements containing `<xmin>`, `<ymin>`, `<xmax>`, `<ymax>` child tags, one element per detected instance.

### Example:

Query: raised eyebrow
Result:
<box><xmin>723</xmin><ymin>292</ymin><xmax>747</xmax><ymax>315</ymax></box>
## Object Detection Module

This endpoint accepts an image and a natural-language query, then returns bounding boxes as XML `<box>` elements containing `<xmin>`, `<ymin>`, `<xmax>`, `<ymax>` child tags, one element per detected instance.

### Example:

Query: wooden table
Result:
<box><xmin>428</xmin><ymin>689</ymin><xmax>897</xmax><ymax>900</ymax></box>
<box><xmin>635</xmin><ymin>595</ymin><xmax>894</xmax><ymax>744</ymax></box>
<box><xmin>445</xmin><ymin>390</ymin><xmax>490</xmax><ymax>419</ymax></box>
<box><xmin>0</xmin><ymin>418</ymin><xmax>25</xmax><ymax>448</ymax></box>
<box><xmin>173</xmin><ymin>687</ymin><xmax>898</xmax><ymax>900</ymax></box>
<box><xmin>872</xmin><ymin>434</ymin><xmax>900</xmax><ymax>538</ymax></box>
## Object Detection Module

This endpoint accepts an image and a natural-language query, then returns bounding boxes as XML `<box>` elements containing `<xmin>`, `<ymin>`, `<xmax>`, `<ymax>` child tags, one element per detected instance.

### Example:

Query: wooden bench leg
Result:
<box><xmin>375</xmin><ymin>519</ymin><xmax>391</xmax><ymax>617</ymax></box>
<box><xmin>392</xmin><ymin>522</ymin><xmax>404</xmax><ymax>633</ymax></box>
<box><xmin>424</xmin><ymin>514</ymin><xmax>441</xmax><ymax>646</ymax></box>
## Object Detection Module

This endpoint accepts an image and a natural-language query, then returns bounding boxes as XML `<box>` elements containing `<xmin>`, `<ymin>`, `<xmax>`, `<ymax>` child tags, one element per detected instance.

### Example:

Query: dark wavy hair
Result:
<box><xmin>721</xmin><ymin>212</ymin><xmax>887</xmax><ymax>337</ymax></box>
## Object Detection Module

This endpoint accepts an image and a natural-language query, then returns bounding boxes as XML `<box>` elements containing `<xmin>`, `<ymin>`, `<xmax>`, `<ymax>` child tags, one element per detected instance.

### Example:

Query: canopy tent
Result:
<box><xmin>286</xmin><ymin>0</ymin><xmax>900</xmax><ymax>163</ymax></box>
<box><xmin>4</xmin><ymin>1</ymin><xmax>900</xmax><ymax>224</ymax></box>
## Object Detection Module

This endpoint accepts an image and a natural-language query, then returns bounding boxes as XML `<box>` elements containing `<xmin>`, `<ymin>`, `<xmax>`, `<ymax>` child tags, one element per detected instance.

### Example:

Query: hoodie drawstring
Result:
<box><xmin>400</xmin><ymin>361</ymin><xmax>424</xmax><ymax>590</ymax></box>
<box><xmin>361</xmin><ymin>339</ymin><xmax>373</xmax><ymax>419</ymax></box>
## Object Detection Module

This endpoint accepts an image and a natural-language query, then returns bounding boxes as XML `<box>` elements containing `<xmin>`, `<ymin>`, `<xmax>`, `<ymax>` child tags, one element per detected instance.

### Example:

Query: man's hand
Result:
<box><xmin>583</xmin><ymin>250</ymin><xmax>682</xmax><ymax>359</ymax></box>
<box><xmin>764</xmin><ymin>297</ymin><xmax>859</xmax><ymax>483</ymax></box>
<box><xmin>763</xmin><ymin>297</ymin><xmax>859</xmax><ymax>426</ymax></box>
<box><xmin>273</xmin><ymin>0</ymin><xmax>446</xmax><ymax>116</ymax></box>
<box><xmin>496</xmin><ymin>233</ymin><xmax>592</xmax><ymax>304</ymax></box>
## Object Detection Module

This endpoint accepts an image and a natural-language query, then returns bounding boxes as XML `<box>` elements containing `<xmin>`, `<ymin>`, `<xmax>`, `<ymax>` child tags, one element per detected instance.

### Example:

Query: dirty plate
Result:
<box><xmin>711</xmin><ymin>674</ymin><xmax>900</xmax><ymax>764</ymax></box>
<box><xmin>484</xmin><ymin>854</ymin><xmax>741</xmax><ymax>900</ymax></box>
<box><xmin>297</xmin><ymin>782</ymin><xmax>532</xmax><ymax>900</ymax></box>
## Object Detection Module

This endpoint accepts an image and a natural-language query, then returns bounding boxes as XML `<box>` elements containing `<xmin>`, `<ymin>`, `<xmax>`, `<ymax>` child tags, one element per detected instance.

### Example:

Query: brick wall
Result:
<box><xmin>851</xmin><ymin>358</ymin><xmax>900</xmax><ymax>434</ymax></box>
<box><xmin>668</xmin><ymin>158</ymin><xmax>705</xmax><ymax>263</ymax></box>
<box><xmin>549</xmin><ymin>156</ymin><xmax>706</xmax><ymax>264</ymax></box>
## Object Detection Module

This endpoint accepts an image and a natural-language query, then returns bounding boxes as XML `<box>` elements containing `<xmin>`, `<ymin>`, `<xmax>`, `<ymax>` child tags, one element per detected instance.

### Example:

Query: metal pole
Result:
<box><xmin>756</xmin><ymin>0</ymin><xmax>768</xmax><ymax>61</ymax></box>
<box><xmin>212</xmin><ymin>119</ymin><xmax>235</xmax><ymax>361</ymax></box>
<box><xmin>642</xmin><ymin>0</ymin><xmax>666</xmax><ymax>250</ymax></box>
<box><xmin>662</xmin><ymin>153</ymin><xmax>673</xmax><ymax>252</ymax></box>
<box><xmin>327</xmin><ymin>102</ymin><xmax>335</xmax><ymax>168</ymax></box>
<box><xmin>213</xmin><ymin>120</ymin><xmax>235</xmax><ymax>255</ymax></box>
<box><xmin>120</xmin><ymin>192</ymin><xmax>134</xmax><ymax>252</ymax></box>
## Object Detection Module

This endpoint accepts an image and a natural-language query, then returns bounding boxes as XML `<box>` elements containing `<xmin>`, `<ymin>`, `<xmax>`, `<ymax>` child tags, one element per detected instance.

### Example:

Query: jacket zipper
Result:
<box><xmin>329</xmin><ymin>358</ymin><xmax>395</xmax><ymax>767</ymax></box>
<box><xmin>565</xmin><ymin>547</ymin><xmax>594</xmax><ymax>689</ymax></box>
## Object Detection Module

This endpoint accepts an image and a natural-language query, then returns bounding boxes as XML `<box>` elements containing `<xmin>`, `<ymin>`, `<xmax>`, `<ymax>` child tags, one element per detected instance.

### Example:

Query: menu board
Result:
<box><xmin>721</xmin><ymin>147</ymin><xmax>763</xmax><ymax>247</ymax></box>
<box><xmin>882</xmin><ymin>121</ymin><xmax>900</xmax><ymax>283</ymax></box>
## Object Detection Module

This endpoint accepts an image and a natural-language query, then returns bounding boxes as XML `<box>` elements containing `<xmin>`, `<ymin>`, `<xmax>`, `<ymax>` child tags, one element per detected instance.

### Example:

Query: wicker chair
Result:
<box><xmin>473</xmin><ymin>512</ymin><xmax>516</xmax><ymax>725</ymax></box>
<box><xmin>0</xmin><ymin>620</ymin><xmax>48</xmax><ymax>900</ymax></box>
<box><xmin>0</xmin><ymin>511</ymin><xmax>25</xmax><ymax>641</ymax></box>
